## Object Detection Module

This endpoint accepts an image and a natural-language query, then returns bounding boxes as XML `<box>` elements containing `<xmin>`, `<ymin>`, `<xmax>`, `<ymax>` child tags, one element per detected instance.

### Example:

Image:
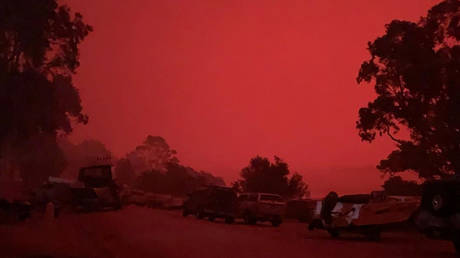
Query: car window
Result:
<box><xmin>215</xmin><ymin>190</ymin><xmax>236</xmax><ymax>200</ymax></box>
<box><xmin>81</xmin><ymin>167</ymin><xmax>111</xmax><ymax>178</ymax></box>
<box><xmin>248</xmin><ymin>194</ymin><xmax>258</xmax><ymax>202</ymax></box>
<box><xmin>260</xmin><ymin>194</ymin><xmax>282</xmax><ymax>202</ymax></box>
<box><xmin>238</xmin><ymin>194</ymin><xmax>248</xmax><ymax>201</ymax></box>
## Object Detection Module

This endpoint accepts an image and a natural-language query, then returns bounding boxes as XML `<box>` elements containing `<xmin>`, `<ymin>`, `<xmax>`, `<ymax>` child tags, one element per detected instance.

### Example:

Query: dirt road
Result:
<box><xmin>0</xmin><ymin>206</ymin><xmax>456</xmax><ymax>258</ymax></box>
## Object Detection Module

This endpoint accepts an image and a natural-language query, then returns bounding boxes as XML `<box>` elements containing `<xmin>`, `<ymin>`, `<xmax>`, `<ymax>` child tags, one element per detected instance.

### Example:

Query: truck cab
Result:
<box><xmin>76</xmin><ymin>165</ymin><xmax>121</xmax><ymax>210</ymax></box>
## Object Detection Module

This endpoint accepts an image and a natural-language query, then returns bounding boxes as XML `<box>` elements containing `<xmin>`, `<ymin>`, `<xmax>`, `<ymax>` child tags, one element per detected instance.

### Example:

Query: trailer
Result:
<box><xmin>308</xmin><ymin>191</ymin><xmax>420</xmax><ymax>240</ymax></box>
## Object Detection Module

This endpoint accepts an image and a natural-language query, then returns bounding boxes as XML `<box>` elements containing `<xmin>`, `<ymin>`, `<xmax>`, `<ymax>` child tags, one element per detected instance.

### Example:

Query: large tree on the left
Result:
<box><xmin>0</xmin><ymin>0</ymin><xmax>92</xmax><ymax>187</ymax></box>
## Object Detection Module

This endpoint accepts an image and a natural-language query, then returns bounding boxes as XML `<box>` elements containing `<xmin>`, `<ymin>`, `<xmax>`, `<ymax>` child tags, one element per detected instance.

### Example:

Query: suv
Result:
<box><xmin>0</xmin><ymin>198</ymin><xmax>30</xmax><ymax>223</ymax></box>
<box><xmin>183</xmin><ymin>186</ymin><xmax>237</xmax><ymax>224</ymax></box>
<box><xmin>237</xmin><ymin>193</ymin><xmax>285</xmax><ymax>226</ymax></box>
<box><xmin>414</xmin><ymin>178</ymin><xmax>460</xmax><ymax>253</ymax></box>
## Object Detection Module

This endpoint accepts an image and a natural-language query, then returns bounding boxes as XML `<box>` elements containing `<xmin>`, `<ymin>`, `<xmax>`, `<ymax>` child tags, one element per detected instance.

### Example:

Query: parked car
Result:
<box><xmin>309</xmin><ymin>191</ymin><xmax>420</xmax><ymax>240</ymax></box>
<box><xmin>33</xmin><ymin>180</ymin><xmax>77</xmax><ymax>216</ymax></box>
<box><xmin>120</xmin><ymin>189</ymin><xmax>149</xmax><ymax>206</ymax></box>
<box><xmin>413</xmin><ymin>178</ymin><xmax>460</xmax><ymax>254</ymax></box>
<box><xmin>236</xmin><ymin>193</ymin><xmax>285</xmax><ymax>226</ymax></box>
<box><xmin>0</xmin><ymin>198</ymin><xmax>31</xmax><ymax>224</ymax></box>
<box><xmin>183</xmin><ymin>186</ymin><xmax>237</xmax><ymax>224</ymax></box>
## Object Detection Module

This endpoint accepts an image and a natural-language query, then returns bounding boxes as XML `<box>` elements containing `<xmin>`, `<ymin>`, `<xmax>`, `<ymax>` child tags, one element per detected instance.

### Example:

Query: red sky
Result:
<box><xmin>67</xmin><ymin>0</ymin><xmax>440</xmax><ymax>197</ymax></box>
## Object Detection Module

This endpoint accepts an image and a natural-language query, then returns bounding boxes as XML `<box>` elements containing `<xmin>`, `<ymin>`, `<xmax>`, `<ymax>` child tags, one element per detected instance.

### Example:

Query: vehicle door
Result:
<box><xmin>236</xmin><ymin>194</ymin><xmax>248</xmax><ymax>216</ymax></box>
<box><xmin>258</xmin><ymin>194</ymin><xmax>285</xmax><ymax>216</ymax></box>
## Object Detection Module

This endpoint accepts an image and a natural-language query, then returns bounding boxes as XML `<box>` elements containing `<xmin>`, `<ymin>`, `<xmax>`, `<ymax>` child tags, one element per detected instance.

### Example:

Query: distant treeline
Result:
<box><xmin>114</xmin><ymin>135</ymin><xmax>225</xmax><ymax>196</ymax></box>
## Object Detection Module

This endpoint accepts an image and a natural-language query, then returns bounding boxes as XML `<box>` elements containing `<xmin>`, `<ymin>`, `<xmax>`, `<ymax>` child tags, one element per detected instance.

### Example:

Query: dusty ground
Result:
<box><xmin>0</xmin><ymin>206</ymin><xmax>456</xmax><ymax>258</ymax></box>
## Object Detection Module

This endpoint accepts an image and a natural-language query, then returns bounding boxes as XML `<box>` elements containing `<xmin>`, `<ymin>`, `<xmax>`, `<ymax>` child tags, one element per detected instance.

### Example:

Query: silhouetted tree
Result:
<box><xmin>135</xmin><ymin>162</ymin><xmax>225</xmax><ymax>196</ymax></box>
<box><xmin>162</xmin><ymin>162</ymin><xmax>195</xmax><ymax>195</ymax></box>
<box><xmin>357</xmin><ymin>0</ymin><xmax>460</xmax><ymax>179</ymax></box>
<box><xmin>383</xmin><ymin>176</ymin><xmax>422</xmax><ymax>196</ymax></box>
<box><xmin>0</xmin><ymin>1</ymin><xmax>92</xmax><ymax>186</ymax></box>
<box><xmin>127</xmin><ymin>135</ymin><xmax>224</xmax><ymax>195</ymax></box>
<box><xmin>114</xmin><ymin>158</ymin><xmax>135</xmax><ymax>186</ymax></box>
<box><xmin>58</xmin><ymin>138</ymin><xmax>112</xmax><ymax>178</ymax></box>
<box><xmin>135</xmin><ymin>170</ymin><xmax>166</xmax><ymax>194</ymax></box>
<box><xmin>12</xmin><ymin>134</ymin><xmax>67</xmax><ymax>187</ymax></box>
<box><xmin>233</xmin><ymin>156</ymin><xmax>308</xmax><ymax>199</ymax></box>
<box><xmin>127</xmin><ymin>135</ymin><xmax>179</xmax><ymax>174</ymax></box>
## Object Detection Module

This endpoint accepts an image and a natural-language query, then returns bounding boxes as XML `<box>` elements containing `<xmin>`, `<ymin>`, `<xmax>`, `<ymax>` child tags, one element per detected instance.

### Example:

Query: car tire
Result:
<box><xmin>327</xmin><ymin>229</ymin><xmax>340</xmax><ymax>238</ymax></box>
<box><xmin>366</xmin><ymin>228</ymin><xmax>381</xmax><ymax>241</ymax></box>
<box><xmin>308</xmin><ymin>219</ymin><xmax>323</xmax><ymax>231</ymax></box>
<box><xmin>422</xmin><ymin>187</ymin><xmax>454</xmax><ymax>216</ymax></box>
<box><xmin>425</xmin><ymin>227</ymin><xmax>443</xmax><ymax>239</ymax></box>
<box><xmin>197</xmin><ymin>210</ymin><xmax>205</xmax><ymax>219</ymax></box>
<box><xmin>113</xmin><ymin>202</ymin><xmax>122</xmax><ymax>211</ymax></box>
<box><xmin>271</xmin><ymin>219</ymin><xmax>282</xmax><ymax>227</ymax></box>
<box><xmin>225</xmin><ymin>216</ymin><xmax>234</xmax><ymax>224</ymax></box>
<box><xmin>243</xmin><ymin>213</ymin><xmax>250</xmax><ymax>224</ymax></box>
<box><xmin>208</xmin><ymin>215</ymin><xmax>215</xmax><ymax>222</ymax></box>
<box><xmin>271</xmin><ymin>216</ymin><xmax>282</xmax><ymax>227</ymax></box>
<box><xmin>452</xmin><ymin>233</ymin><xmax>460</xmax><ymax>254</ymax></box>
<box><xmin>244</xmin><ymin>213</ymin><xmax>256</xmax><ymax>225</ymax></box>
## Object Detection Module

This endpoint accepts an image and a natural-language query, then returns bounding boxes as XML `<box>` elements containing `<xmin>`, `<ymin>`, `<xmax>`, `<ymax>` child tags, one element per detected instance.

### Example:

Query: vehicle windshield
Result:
<box><xmin>79</xmin><ymin>166</ymin><xmax>113</xmax><ymax>187</ymax></box>
<box><xmin>80</xmin><ymin>167</ymin><xmax>111</xmax><ymax>179</ymax></box>
<box><xmin>260</xmin><ymin>194</ymin><xmax>283</xmax><ymax>202</ymax></box>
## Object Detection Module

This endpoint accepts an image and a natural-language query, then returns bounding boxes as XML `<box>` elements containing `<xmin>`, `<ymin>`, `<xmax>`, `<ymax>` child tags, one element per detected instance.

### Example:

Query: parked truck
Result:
<box><xmin>34</xmin><ymin>165</ymin><xmax>121</xmax><ymax>214</ymax></box>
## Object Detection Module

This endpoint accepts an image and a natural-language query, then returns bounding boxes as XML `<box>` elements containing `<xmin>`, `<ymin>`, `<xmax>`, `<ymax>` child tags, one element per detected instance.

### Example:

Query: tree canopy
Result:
<box><xmin>12</xmin><ymin>134</ymin><xmax>67</xmax><ymax>187</ymax></box>
<box><xmin>114</xmin><ymin>158</ymin><xmax>135</xmax><ymax>186</ymax></box>
<box><xmin>232</xmin><ymin>156</ymin><xmax>308</xmax><ymax>199</ymax></box>
<box><xmin>357</xmin><ymin>0</ymin><xmax>460</xmax><ymax>179</ymax></box>
<box><xmin>135</xmin><ymin>162</ymin><xmax>225</xmax><ymax>196</ymax></box>
<box><xmin>126</xmin><ymin>135</ymin><xmax>179</xmax><ymax>174</ymax></box>
<box><xmin>382</xmin><ymin>176</ymin><xmax>421</xmax><ymax>196</ymax></box>
<box><xmin>120</xmin><ymin>135</ymin><xmax>224</xmax><ymax>195</ymax></box>
<box><xmin>58</xmin><ymin>138</ymin><xmax>112</xmax><ymax>179</ymax></box>
<box><xmin>0</xmin><ymin>1</ymin><xmax>92</xmax><ymax>186</ymax></box>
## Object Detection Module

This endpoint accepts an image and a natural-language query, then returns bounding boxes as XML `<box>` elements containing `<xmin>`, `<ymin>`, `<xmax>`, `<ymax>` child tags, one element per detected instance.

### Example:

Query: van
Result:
<box><xmin>236</xmin><ymin>193</ymin><xmax>285</xmax><ymax>226</ymax></box>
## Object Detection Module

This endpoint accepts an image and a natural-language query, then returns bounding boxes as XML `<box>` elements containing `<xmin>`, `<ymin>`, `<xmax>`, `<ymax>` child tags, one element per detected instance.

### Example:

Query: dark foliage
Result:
<box><xmin>126</xmin><ymin>135</ymin><xmax>179</xmax><ymax>173</ymax></box>
<box><xmin>382</xmin><ymin>176</ymin><xmax>422</xmax><ymax>196</ymax></box>
<box><xmin>135</xmin><ymin>162</ymin><xmax>225</xmax><ymax>196</ymax></box>
<box><xmin>0</xmin><ymin>0</ymin><xmax>91</xmax><ymax>186</ymax></box>
<box><xmin>115</xmin><ymin>158</ymin><xmax>136</xmax><ymax>186</ymax></box>
<box><xmin>123</xmin><ymin>135</ymin><xmax>224</xmax><ymax>196</ymax></box>
<box><xmin>357</xmin><ymin>0</ymin><xmax>460</xmax><ymax>178</ymax></box>
<box><xmin>232</xmin><ymin>156</ymin><xmax>308</xmax><ymax>199</ymax></box>
<box><xmin>12</xmin><ymin>134</ymin><xmax>66</xmax><ymax>187</ymax></box>
<box><xmin>58</xmin><ymin>138</ymin><xmax>112</xmax><ymax>179</ymax></box>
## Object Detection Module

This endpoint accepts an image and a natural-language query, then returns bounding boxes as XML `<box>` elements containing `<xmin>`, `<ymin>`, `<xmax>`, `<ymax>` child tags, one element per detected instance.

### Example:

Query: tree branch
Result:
<box><xmin>386</xmin><ymin>130</ymin><xmax>404</xmax><ymax>144</ymax></box>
